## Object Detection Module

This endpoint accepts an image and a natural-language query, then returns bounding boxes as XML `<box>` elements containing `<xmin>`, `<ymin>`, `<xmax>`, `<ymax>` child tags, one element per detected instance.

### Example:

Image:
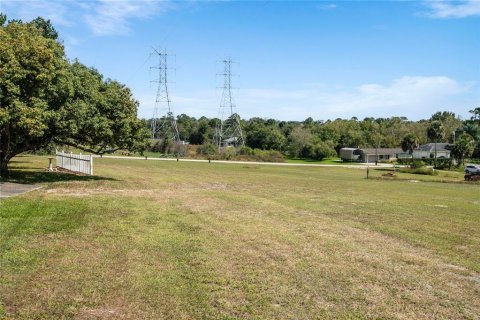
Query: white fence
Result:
<box><xmin>56</xmin><ymin>151</ymin><xmax>93</xmax><ymax>175</ymax></box>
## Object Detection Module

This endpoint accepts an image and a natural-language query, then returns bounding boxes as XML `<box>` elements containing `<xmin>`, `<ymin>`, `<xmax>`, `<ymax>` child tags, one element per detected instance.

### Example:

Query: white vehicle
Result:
<box><xmin>464</xmin><ymin>164</ymin><xmax>480</xmax><ymax>174</ymax></box>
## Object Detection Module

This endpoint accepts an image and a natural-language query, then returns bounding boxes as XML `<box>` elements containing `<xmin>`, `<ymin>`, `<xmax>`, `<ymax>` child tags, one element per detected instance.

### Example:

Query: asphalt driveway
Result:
<box><xmin>0</xmin><ymin>182</ymin><xmax>41</xmax><ymax>198</ymax></box>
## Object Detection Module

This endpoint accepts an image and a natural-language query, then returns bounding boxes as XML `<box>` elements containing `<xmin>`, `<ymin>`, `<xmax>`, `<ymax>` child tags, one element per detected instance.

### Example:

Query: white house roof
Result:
<box><xmin>416</xmin><ymin>143</ymin><xmax>451</xmax><ymax>152</ymax></box>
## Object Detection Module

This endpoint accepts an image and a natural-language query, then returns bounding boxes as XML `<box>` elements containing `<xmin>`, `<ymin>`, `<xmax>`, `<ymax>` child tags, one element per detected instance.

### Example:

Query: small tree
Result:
<box><xmin>0</xmin><ymin>13</ymin><xmax>6</xmax><ymax>26</ymax></box>
<box><xmin>401</xmin><ymin>133</ymin><xmax>419</xmax><ymax>167</ymax></box>
<box><xmin>427</xmin><ymin>120</ymin><xmax>445</xmax><ymax>168</ymax></box>
<box><xmin>288</xmin><ymin>126</ymin><xmax>312</xmax><ymax>158</ymax></box>
<box><xmin>451</xmin><ymin>134</ymin><xmax>475</xmax><ymax>166</ymax></box>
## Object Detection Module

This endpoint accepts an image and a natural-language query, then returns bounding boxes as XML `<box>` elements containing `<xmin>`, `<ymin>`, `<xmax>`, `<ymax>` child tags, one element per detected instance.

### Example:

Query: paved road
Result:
<box><xmin>94</xmin><ymin>155</ymin><xmax>394</xmax><ymax>169</ymax></box>
<box><xmin>0</xmin><ymin>182</ymin><xmax>41</xmax><ymax>198</ymax></box>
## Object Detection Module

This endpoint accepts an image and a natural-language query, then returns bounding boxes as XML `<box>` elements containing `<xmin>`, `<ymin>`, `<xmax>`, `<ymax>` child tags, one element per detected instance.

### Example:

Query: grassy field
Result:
<box><xmin>285</xmin><ymin>157</ymin><xmax>353</xmax><ymax>165</ymax></box>
<box><xmin>1</xmin><ymin>155</ymin><xmax>479</xmax><ymax>319</ymax></box>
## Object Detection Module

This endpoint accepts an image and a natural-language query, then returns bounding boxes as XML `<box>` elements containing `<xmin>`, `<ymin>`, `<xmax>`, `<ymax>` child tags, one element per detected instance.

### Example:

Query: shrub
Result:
<box><xmin>251</xmin><ymin>149</ymin><xmax>284</xmax><ymax>162</ymax></box>
<box><xmin>398</xmin><ymin>158</ymin><xmax>452</xmax><ymax>169</ymax></box>
<box><xmin>194</xmin><ymin>145</ymin><xmax>284</xmax><ymax>162</ymax></box>
<box><xmin>196</xmin><ymin>143</ymin><xmax>218</xmax><ymax>159</ymax></box>
<box><xmin>150</xmin><ymin>139</ymin><xmax>174</xmax><ymax>154</ymax></box>
<box><xmin>173</xmin><ymin>144</ymin><xmax>186</xmax><ymax>157</ymax></box>
<box><xmin>221</xmin><ymin>146</ymin><xmax>237</xmax><ymax>160</ymax></box>
<box><xmin>412</xmin><ymin>160</ymin><xmax>426</xmax><ymax>169</ymax></box>
<box><xmin>398</xmin><ymin>167</ymin><xmax>438</xmax><ymax>176</ymax></box>
<box><xmin>300</xmin><ymin>141</ymin><xmax>336</xmax><ymax>160</ymax></box>
<box><xmin>238</xmin><ymin>146</ymin><xmax>254</xmax><ymax>156</ymax></box>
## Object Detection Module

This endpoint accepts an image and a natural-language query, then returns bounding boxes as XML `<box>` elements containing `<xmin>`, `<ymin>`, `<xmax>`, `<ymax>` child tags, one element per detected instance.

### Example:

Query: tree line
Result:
<box><xmin>147</xmin><ymin>110</ymin><xmax>480</xmax><ymax>164</ymax></box>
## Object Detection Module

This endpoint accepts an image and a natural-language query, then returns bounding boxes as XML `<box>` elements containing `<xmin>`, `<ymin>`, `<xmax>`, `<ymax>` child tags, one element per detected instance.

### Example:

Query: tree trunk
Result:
<box><xmin>0</xmin><ymin>154</ymin><xmax>10</xmax><ymax>178</ymax></box>
<box><xmin>434</xmin><ymin>142</ymin><xmax>437</xmax><ymax>169</ymax></box>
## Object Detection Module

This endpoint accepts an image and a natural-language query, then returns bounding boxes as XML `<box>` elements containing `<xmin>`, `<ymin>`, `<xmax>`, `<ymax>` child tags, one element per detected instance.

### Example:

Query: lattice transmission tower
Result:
<box><xmin>214</xmin><ymin>59</ymin><xmax>245</xmax><ymax>148</ymax></box>
<box><xmin>151</xmin><ymin>48</ymin><xmax>179</xmax><ymax>144</ymax></box>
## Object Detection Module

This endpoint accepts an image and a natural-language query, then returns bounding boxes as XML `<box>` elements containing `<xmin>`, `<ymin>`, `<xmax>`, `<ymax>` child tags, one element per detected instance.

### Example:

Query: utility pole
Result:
<box><xmin>151</xmin><ymin>48</ymin><xmax>180</xmax><ymax>145</ymax></box>
<box><xmin>214</xmin><ymin>59</ymin><xmax>245</xmax><ymax>149</ymax></box>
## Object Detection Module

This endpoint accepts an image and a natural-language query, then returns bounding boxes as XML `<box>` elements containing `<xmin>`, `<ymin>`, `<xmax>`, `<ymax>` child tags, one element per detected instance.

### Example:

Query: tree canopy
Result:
<box><xmin>0</xmin><ymin>17</ymin><xmax>148</xmax><ymax>177</ymax></box>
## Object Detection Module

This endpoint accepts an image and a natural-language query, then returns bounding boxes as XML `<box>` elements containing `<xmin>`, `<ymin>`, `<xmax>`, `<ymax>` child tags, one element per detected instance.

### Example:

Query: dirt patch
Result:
<box><xmin>201</xmin><ymin>183</ymin><xmax>228</xmax><ymax>190</ymax></box>
<box><xmin>75</xmin><ymin>308</ymin><xmax>117</xmax><ymax>319</ymax></box>
<box><xmin>44</xmin><ymin>188</ymin><xmax>158</xmax><ymax>197</ymax></box>
<box><xmin>382</xmin><ymin>172</ymin><xmax>396</xmax><ymax>177</ymax></box>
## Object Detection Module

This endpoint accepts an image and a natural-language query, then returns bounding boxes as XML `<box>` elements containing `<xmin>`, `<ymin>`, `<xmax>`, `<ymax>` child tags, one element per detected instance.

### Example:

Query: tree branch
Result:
<box><xmin>53</xmin><ymin>139</ymin><xmax>122</xmax><ymax>155</ymax></box>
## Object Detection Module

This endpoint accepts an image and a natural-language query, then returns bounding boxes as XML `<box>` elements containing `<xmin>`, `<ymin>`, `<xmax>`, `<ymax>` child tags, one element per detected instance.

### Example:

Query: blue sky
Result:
<box><xmin>1</xmin><ymin>0</ymin><xmax>479</xmax><ymax>121</ymax></box>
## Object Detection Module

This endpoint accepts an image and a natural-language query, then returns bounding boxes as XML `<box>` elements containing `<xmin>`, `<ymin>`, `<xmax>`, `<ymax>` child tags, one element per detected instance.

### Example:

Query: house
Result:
<box><xmin>221</xmin><ymin>137</ymin><xmax>240</xmax><ymax>147</ymax></box>
<box><xmin>340</xmin><ymin>147</ymin><xmax>407</xmax><ymax>163</ymax></box>
<box><xmin>412</xmin><ymin>143</ymin><xmax>451</xmax><ymax>159</ymax></box>
<box><xmin>357</xmin><ymin>148</ymin><xmax>406</xmax><ymax>163</ymax></box>
<box><xmin>340</xmin><ymin>143</ymin><xmax>452</xmax><ymax>163</ymax></box>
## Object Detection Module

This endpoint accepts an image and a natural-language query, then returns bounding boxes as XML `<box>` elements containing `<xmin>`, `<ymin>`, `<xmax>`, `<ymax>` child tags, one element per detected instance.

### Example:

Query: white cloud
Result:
<box><xmin>85</xmin><ymin>0</ymin><xmax>167</xmax><ymax>36</ymax></box>
<box><xmin>136</xmin><ymin>76</ymin><xmax>475</xmax><ymax>121</ymax></box>
<box><xmin>424</xmin><ymin>0</ymin><xmax>480</xmax><ymax>18</ymax></box>
<box><xmin>319</xmin><ymin>76</ymin><xmax>468</xmax><ymax>118</ymax></box>
<box><xmin>317</xmin><ymin>3</ymin><xmax>338</xmax><ymax>10</ymax></box>
<box><xmin>1</xmin><ymin>0</ymin><xmax>74</xmax><ymax>26</ymax></box>
<box><xmin>1</xmin><ymin>0</ymin><xmax>170</xmax><ymax>36</ymax></box>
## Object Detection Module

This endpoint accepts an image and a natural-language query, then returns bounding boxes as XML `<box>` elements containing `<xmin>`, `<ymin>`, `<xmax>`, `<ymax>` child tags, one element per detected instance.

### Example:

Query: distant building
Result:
<box><xmin>339</xmin><ymin>143</ymin><xmax>452</xmax><ymax>163</ymax></box>
<box><xmin>340</xmin><ymin>147</ymin><xmax>405</xmax><ymax>163</ymax></box>
<box><xmin>221</xmin><ymin>137</ymin><xmax>240</xmax><ymax>147</ymax></box>
<box><xmin>413</xmin><ymin>143</ymin><xmax>452</xmax><ymax>159</ymax></box>
<box><xmin>358</xmin><ymin>148</ymin><xmax>405</xmax><ymax>163</ymax></box>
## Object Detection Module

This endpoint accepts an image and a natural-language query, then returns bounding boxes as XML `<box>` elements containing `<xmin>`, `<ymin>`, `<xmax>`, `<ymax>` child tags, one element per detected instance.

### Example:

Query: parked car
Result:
<box><xmin>464</xmin><ymin>164</ymin><xmax>480</xmax><ymax>174</ymax></box>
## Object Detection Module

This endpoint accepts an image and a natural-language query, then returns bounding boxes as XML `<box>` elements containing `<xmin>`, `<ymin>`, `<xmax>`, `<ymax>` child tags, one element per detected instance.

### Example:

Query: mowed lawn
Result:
<box><xmin>1</xmin><ymin>156</ymin><xmax>479</xmax><ymax>319</ymax></box>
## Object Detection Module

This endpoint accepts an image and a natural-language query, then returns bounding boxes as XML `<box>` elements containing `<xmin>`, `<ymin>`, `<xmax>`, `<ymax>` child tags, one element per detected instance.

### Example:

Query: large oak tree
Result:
<box><xmin>0</xmin><ymin>17</ymin><xmax>148</xmax><ymax>177</ymax></box>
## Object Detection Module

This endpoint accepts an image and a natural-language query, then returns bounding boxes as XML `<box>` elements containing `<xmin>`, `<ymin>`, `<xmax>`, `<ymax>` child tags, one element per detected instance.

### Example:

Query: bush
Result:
<box><xmin>397</xmin><ymin>158</ymin><xmax>452</xmax><ymax>169</ymax></box>
<box><xmin>196</xmin><ymin>143</ymin><xmax>218</xmax><ymax>159</ymax></box>
<box><xmin>251</xmin><ymin>149</ymin><xmax>284</xmax><ymax>162</ymax></box>
<box><xmin>173</xmin><ymin>143</ymin><xmax>186</xmax><ymax>157</ymax></box>
<box><xmin>398</xmin><ymin>167</ymin><xmax>438</xmax><ymax>176</ymax></box>
<box><xmin>150</xmin><ymin>139</ymin><xmax>174</xmax><ymax>154</ymax></box>
<box><xmin>412</xmin><ymin>160</ymin><xmax>426</xmax><ymax>169</ymax></box>
<box><xmin>238</xmin><ymin>146</ymin><xmax>254</xmax><ymax>156</ymax></box>
<box><xmin>221</xmin><ymin>146</ymin><xmax>236</xmax><ymax>160</ymax></box>
<box><xmin>300</xmin><ymin>141</ymin><xmax>336</xmax><ymax>160</ymax></box>
<box><xmin>193</xmin><ymin>144</ymin><xmax>284</xmax><ymax>162</ymax></box>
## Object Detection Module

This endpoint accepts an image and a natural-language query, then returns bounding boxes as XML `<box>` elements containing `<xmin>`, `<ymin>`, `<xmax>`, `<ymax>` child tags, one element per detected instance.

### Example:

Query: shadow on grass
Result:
<box><xmin>4</xmin><ymin>170</ymin><xmax>117</xmax><ymax>184</ymax></box>
<box><xmin>287</xmin><ymin>158</ymin><xmax>337</xmax><ymax>163</ymax></box>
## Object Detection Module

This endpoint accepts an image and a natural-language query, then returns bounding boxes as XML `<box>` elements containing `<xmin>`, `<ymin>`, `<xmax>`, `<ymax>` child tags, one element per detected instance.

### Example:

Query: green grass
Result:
<box><xmin>285</xmin><ymin>157</ymin><xmax>362</xmax><ymax>165</ymax></box>
<box><xmin>1</xmin><ymin>155</ymin><xmax>479</xmax><ymax>319</ymax></box>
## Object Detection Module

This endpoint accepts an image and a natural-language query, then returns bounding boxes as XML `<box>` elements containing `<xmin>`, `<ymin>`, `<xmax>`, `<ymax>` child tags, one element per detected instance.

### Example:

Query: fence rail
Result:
<box><xmin>56</xmin><ymin>151</ymin><xmax>93</xmax><ymax>175</ymax></box>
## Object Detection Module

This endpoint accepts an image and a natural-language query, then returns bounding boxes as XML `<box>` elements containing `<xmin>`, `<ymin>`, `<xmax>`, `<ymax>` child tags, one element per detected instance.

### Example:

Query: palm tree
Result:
<box><xmin>451</xmin><ymin>134</ymin><xmax>475</xmax><ymax>166</ymax></box>
<box><xmin>427</xmin><ymin>120</ymin><xmax>445</xmax><ymax>169</ymax></box>
<box><xmin>401</xmin><ymin>133</ymin><xmax>419</xmax><ymax>167</ymax></box>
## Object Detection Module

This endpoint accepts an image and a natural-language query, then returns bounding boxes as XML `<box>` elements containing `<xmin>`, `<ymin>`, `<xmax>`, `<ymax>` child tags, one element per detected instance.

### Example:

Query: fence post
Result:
<box><xmin>90</xmin><ymin>155</ymin><xmax>93</xmax><ymax>175</ymax></box>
